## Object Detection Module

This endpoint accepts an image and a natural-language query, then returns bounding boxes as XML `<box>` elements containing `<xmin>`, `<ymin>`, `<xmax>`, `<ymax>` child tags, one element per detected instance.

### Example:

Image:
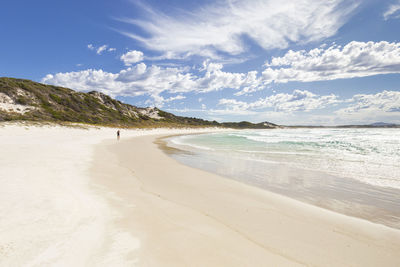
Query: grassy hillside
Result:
<box><xmin>0</xmin><ymin>77</ymin><xmax>278</xmax><ymax>128</ymax></box>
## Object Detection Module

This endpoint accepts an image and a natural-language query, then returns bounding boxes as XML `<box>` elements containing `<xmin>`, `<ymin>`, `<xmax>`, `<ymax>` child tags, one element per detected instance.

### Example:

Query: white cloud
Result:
<box><xmin>337</xmin><ymin>90</ymin><xmax>400</xmax><ymax>114</ymax></box>
<box><xmin>165</xmin><ymin>107</ymin><xmax>258</xmax><ymax>116</ymax></box>
<box><xmin>167</xmin><ymin>95</ymin><xmax>186</xmax><ymax>102</ymax></box>
<box><xmin>146</xmin><ymin>94</ymin><xmax>186</xmax><ymax>107</ymax></box>
<box><xmin>172</xmin><ymin>90</ymin><xmax>400</xmax><ymax>125</ymax></box>
<box><xmin>75</xmin><ymin>41</ymin><xmax>400</xmax><ymax>102</ymax></box>
<box><xmin>97</xmin><ymin>45</ymin><xmax>108</xmax><ymax>55</ymax></box>
<box><xmin>262</xmin><ymin>41</ymin><xmax>400</xmax><ymax>84</ymax></box>
<box><xmin>219</xmin><ymin>90</ymin><xmax>340</xmax><ymax>112</ymax></box>
<box><xmin>196</xmin><ymin>60</ymin><xmax>262</xmax><ymax>93</ymax></box>
<box><xmin>41</xmin><ymin>64</ymin><xmax>196</xmax><ymax>106</ymax></box>
<box><xmin>87</xmin><ymin>44</ymin><xmax>116</xmax><ymax>55</ymax></box>
<box><xmin>383</xmin><ymin>1</ymin><xmax>400</xmax><ymax>20</ymax></box>
<box><xmin>333</xmin><ymin>90</ymin><xmax>400</xmax><ymax>124</ymax></box>
<box><xmin>116</xmin><ymin>63</ymin><xmax>198</xmax><ymax>95</ymax></box>
<box><xmin>215</xmin><ymin>90</ymin><xmax>400</xmax><ymax>124</ymax></box>
<box><xmin>41</xmin><ymin>60</ymin><xmax>263</xmax><ymax>106</ymax></box>
<box><xmin>42</xmin><ymin>43</ymin><xmax>400</xmax><ymax>114</ymax></box>
<box><xmin>120</xmin><ymin>50</ymin><xmax>144</xmax><ymax>66</ymax></box>
<box><xmin>118</xmin><ymin>0</ymin><xmax>358</xmax><ymax>59</ymax></box>
<box><xmin>41</xmin><ymin>70</ymin><xmax>119</xmax><ymax>94</ymax></box>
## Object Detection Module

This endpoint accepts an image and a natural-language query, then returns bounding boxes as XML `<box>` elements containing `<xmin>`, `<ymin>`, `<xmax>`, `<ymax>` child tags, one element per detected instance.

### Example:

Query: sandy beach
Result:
<box><xmin>1</xmin><ymin>123</ymin><xmax>400</xmax><ymax>266</ymax></box>
<box><xmin>0</xmin><ymin>123</ymin><xmax>223</xmax><ymax>266</ymax></box>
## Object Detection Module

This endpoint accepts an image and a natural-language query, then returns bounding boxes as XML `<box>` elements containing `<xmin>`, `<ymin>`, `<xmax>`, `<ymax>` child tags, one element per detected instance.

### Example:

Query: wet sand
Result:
<box><xmin>164</xmin><ymin>141</ymin><xmax>400</xmax><ymax>229</ymax></box>
<box><xmin>93</xmin><ymin>134</ymin><xmax>400</xmax><ymax>266</ymax></box>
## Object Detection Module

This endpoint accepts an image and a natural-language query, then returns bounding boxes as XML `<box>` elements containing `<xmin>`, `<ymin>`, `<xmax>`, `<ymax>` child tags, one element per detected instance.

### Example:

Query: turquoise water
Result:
<box><xmin>166</xmin><ymin>128</ymin><xmax>400</xmax><ymax>228</ymax></box>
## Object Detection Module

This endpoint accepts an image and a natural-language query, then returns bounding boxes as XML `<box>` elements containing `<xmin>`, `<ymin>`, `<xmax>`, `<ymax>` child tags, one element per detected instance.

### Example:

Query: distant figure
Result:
<box><xmin>117</xmin><ymin>130</ymin><xmax>120</xmax><ymax>140</ymax></box>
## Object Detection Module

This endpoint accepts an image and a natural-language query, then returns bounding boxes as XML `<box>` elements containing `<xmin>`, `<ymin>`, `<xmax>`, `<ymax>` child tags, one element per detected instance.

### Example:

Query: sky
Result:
<box><xmin>1</xmin><ymin>0</ymin><xmax>400</xmax><ymax>125</ymax></box>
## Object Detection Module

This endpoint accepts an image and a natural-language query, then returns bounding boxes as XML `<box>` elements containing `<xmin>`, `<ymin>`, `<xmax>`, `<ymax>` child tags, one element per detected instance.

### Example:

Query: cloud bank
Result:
<box><xmin>262</xmin><ymin>41</ymin><xmax>400</xmax><ymax>85</ymax></box>
<box><xmin>219</xmin><ymin>90</ymin><xmax>339</xmax><ymax>112</ymax></box>
<box><xmin>337</xmin><ymin>90</ymin><xmax>400</xmax><ymax>114</ymax></box>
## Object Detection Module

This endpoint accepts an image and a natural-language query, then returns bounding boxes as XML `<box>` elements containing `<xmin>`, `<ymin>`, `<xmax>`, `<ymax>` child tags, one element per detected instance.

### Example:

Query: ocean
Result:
<box><xmin>165</xmin><ymin>128</ymin><xmax>400</xmax><ymax>229</ymax></box>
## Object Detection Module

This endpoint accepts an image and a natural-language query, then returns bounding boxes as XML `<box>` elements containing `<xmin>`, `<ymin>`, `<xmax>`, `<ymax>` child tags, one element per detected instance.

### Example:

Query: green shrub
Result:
<box><xmin>15</xmin><ymin>96</ymin><xmax>28</xmax><ymax>105</ymax></box>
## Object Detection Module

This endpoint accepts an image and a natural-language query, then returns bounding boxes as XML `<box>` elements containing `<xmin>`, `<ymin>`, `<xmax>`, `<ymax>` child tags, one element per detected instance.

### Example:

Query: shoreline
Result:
<box><xmin>94</xmin><ymin>133</ymin><xmax>400</xmax><ymax>266</ymax></box>
<box><xmin>2</xmin><ymin>124</ymin><xmax>399</xmax><ymax>266</ymax></box>
<box><xmin>161</xmin><ymin>133</ymin><xmax>400</xmax><ymax>230</ymax></box>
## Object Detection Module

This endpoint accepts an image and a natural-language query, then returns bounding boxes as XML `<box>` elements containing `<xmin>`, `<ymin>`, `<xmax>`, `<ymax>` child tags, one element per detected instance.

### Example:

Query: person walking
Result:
<box><xmin>117</xmin><ymin>130</ymin><xmax>120</xmax><ymax>140</ymax></box>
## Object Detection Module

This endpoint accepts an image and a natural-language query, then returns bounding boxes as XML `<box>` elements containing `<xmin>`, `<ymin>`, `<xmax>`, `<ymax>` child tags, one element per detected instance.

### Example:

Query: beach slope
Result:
<box><xmin>93</xmin><ymin>134</ymin><xmax>400</xmax><ymax>266</ymax></box>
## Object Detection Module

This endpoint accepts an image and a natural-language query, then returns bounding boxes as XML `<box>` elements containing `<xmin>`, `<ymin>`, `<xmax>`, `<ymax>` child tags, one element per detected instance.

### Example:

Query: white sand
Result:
<box><xmin>96</xmin><ymin>134</ymin><xmax>400</xmax><ymax>267</ymax></box>
<box><xmin>1</xmin><ymin>123</ymin><xmax>400</xmax><ymax>266</ymax></box>
<box><xmin>0</xmin><ymin>123</ymin><xmax>223</xmax><ymax>266</ymax></box>
<box><xmin>0</xmin><ymin>93</ymin><xmax>37</xmax><ymax>114</ymax></box>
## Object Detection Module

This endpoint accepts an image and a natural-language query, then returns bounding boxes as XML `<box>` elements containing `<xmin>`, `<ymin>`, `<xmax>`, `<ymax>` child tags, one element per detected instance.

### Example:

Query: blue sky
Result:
<box><xmin>1</xmin><ymin>0</ymin><xmax>400</xmax><ymax>125</ymax></box>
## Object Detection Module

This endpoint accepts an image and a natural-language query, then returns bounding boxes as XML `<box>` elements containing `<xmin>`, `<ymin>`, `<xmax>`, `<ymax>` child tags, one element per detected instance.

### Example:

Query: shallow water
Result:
<box><xmin>164</xmin><ymin>128</ymin><xmax>400</xmax><ymax>229</ymax></box>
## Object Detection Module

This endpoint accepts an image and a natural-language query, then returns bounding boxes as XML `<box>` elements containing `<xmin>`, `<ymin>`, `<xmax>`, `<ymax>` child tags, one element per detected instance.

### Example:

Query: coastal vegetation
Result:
<box><xmin>0</xmin><ymin>77</ymin><xmax>278</xmax><ymax>128</ymax></box>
